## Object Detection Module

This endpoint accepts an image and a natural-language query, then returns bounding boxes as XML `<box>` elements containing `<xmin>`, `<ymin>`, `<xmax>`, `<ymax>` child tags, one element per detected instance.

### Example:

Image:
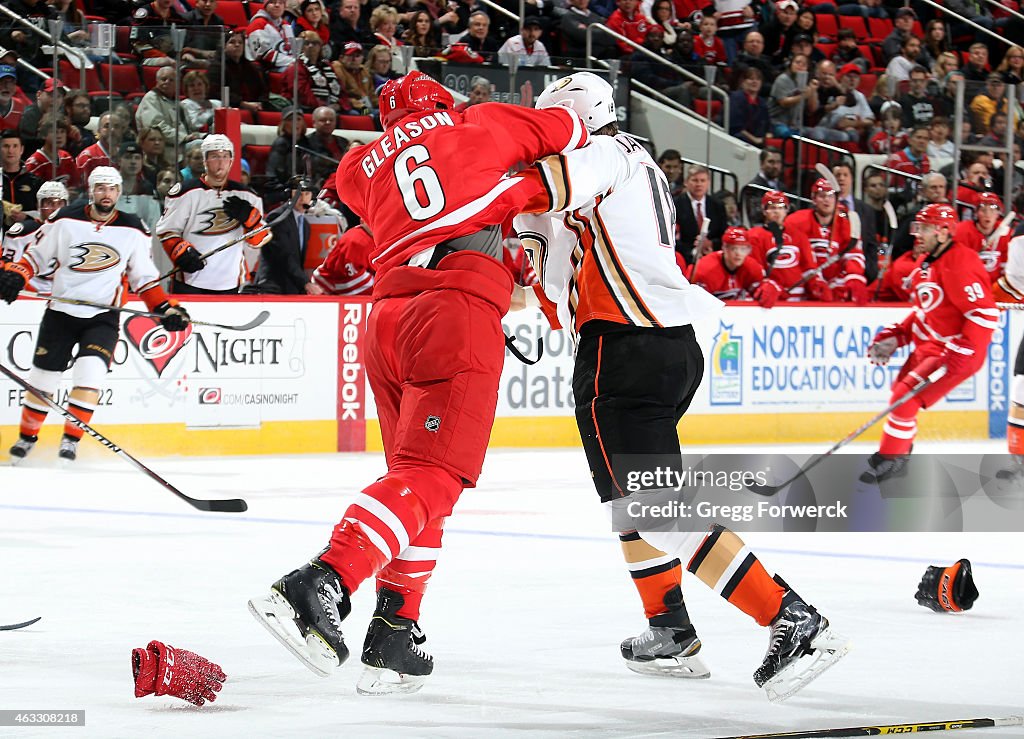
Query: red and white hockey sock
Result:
<box><xmin>686</xmin><ymin>525</ymin><xmax>785</xmax><ymax>627</ymax></box>
<box><xmin>879</xmin><ymin>413</ymin><xmax>917</xmax><ymax>456</ymax></box>
<box><xmin>619</xmin><ymin>531</ymin><xmax>686</xmax><ymax>624</ymax></box>
<box><xmin>62</xmin><ymin>388</ymin><xmax>98</xmax><ymax>441</ymax></box>
<box><xmin>376</xmin><ymin>516</ymin><xmax>445</xmax><ymax>621</ymax></box>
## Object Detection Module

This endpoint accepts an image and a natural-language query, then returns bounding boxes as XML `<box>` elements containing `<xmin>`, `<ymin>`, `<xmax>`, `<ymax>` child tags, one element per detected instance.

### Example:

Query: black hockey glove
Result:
<box><xmin>173</xmin><ymin>245</ymin><xmax>206</xmax><ymax>274</ymax></box>
<box><xmin>155</xmin><ymin>301</ymin><xmax>191</xmax><ymax>332</ymax></box>
<box><xmin>223</xmin><ymin>196</ymin><xmax>260</xmax><ymax>229</ymax></box>
<box><xmin>0</xmin><ymin>262</ymin><xmax>30</xmax><ymax>304</ymax></box>
<box><xmin>915</xmin><ymin>558</ymin><xmax>979</xmax><ymax>613</ymax></box>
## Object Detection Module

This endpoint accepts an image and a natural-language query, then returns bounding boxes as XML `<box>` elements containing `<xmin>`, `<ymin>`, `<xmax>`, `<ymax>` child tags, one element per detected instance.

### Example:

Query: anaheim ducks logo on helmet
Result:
<box><xmin>69</xmin><ymin>243</ymin><xmax>121</xmax><ymax>272</ymax></box>
<box><xmin>198</xmin><ymin>207</ymin><xmax>242</xmax><ymax>236</ymax></box>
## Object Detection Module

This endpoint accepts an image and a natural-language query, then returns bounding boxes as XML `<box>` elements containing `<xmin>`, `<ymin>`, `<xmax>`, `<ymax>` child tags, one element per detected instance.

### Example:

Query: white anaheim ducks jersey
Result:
<box><xmin>155</xmin><ymin>178</ymin><xmax>265</xmax><ymax>291</ymax></box>
<box><xmin>514</xmin><ymin>134</ymin><xmax>722</xmax><ymax>335</ymax></box>
<box><xmin>21</xmin><ymin>204</ymin><xmax>159</xmax><ymax>318</ymax></box>
<box><xmin>1</xmin><ymin>217</ymin><xmax>56</xmax><ymax>294</ymax></box>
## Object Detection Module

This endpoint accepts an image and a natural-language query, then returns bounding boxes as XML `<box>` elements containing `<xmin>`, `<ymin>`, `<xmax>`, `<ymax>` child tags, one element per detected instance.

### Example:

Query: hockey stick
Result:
<box><xmin>873</xmin><ymin>201</ymin><xmax>899</xmax><ymax>301</ymax></box>
<box><xmin>140</xmin><ymin>189</ymin><xmax>302</xmax><ymax>291</ymax></box>
<box><xmin>0</xmin><ymin>363</ymin><xmax>248</xmax><ymax>513</ymax></box>
<box><xmin>691</xmin><ymin>215</ymin><xmax>711</xmax><ymax>264</ymax></box>
<box><xmin>814</xmin><ymin>162</ymin><xmax>841</xmax><ymax>194</ymax></box>
<box><xmin>745</xmin><ymin>367</ymin><xmax>946</xmax><ymax>496</ymax></box>
<box><xmin>0</xmin><ymin>617</ymin><xmax>41</xmax><ymax>630</ymax></box>
<box><xmin>997</xmin><ymin>302</ymin><xmax>1024</xmax><ymax>310</ymax></box>
<box><xmin>716</xmin><ymin>714</ymin><xmax>1023</xmax><ymax>738</ymax></box>
<box><xmin>17</xmin><ymin>293</ymin><xmax>270</xmax><ymax>332</ymax></box>
<box><xmin>789</xmin><ymin>209</ymin><xmax>862</xmax><ymax>292</ymax></box>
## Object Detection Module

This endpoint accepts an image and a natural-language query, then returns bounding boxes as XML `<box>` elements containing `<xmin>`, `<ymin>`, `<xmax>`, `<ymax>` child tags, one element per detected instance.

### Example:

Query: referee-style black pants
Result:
<box><xmin>572</xmin><ymin>322</ymin><xmax>704</xmax><ymax>503</ymax></box>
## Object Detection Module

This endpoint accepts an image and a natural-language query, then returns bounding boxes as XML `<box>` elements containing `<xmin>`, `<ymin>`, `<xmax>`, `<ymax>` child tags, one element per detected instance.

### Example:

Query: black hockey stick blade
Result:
<box><xmin>227</xmin><ymin>309</ymin><xmax>271</xmax><ymax>332</ymax></box>
<box><xmin>745</xmin><ymin>368</ymin><xmax>946</xmax><ymax>497</ymax></box>
<box><xmin>0</xmin><ymin>363</ymin><xmax>248</xmax><ymax>513</ymax></box>
<box><xmin>716</xmin><ymin>714</ymin><xmax>1023</xmax><ymax>738</ymax></box>
<box><xmin>0</xmin><ymin>617</ymin><xmax>41</xmax><ymax>631</ymax></box>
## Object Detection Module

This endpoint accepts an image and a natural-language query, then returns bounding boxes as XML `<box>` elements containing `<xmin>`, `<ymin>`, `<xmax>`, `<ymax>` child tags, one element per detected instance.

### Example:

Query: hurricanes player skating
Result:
<box><xmin>864</xmin><ymin>203</ymin><xmax>1000</xmax><ymax>482</ymax></box>
<box><xmin>248</xmin><ymin>71</ymin><xmax>589</xmax><ymax>694</ymax></box>
<box><xmin>511</xmin><ymin>72</ymin><xmax>849</xmax><ymax>701</ymax></box>
<box><xmin>155</xmin><ymin>134</ymin><xmax>269</xmax><ymax>294</ymax></box>
<box><xmin>0</xmin><ymin>167</ymin><xmax>190</xmax><ymax>463</ymax></box>
<box><xmin>0</xmin><ymin>180</ymin><xmax>68</xmax><ymax>294</ymax></box>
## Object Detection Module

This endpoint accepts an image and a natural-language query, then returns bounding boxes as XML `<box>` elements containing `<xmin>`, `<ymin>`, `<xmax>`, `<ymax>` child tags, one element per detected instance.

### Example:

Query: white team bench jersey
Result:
<box><xmin>155</xmin><ymin>179</ymin><xmax>265</xmax><ymax>291</ymax></box>
<box><xmin>21</xmin><ymin>204</ymin><xmax>160</xmax><ymax>318</ymax></box>
<box><xmin>2</xmin><ymin>218</ymin><xmax>56</xmax><ymax>294</ymax></box>
<box><xmin>514</xmin><ymin>133</ymin><xmax>722</xmax><ymax>335</ymax></box>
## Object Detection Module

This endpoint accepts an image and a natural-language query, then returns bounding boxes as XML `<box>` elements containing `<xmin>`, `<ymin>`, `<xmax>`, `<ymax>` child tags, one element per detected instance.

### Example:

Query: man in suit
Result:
<box><xmin>832</xmin><ymin>161</ymin><xmax>880</xmax><ymax>283</ymax></box>
<box><xmin>742</xmin><ymin>147</ymin><xmax>783</xmax><ymax>226</ymax></box>
<box><xmin>252</xmin><ymin>180</ymin><xmax>319</xmax><ymax>294</ymax></box>
<box><xmin>675</xmin><ymin>164</ymin><xmax>726</xmax><ymax>266</ymax></box>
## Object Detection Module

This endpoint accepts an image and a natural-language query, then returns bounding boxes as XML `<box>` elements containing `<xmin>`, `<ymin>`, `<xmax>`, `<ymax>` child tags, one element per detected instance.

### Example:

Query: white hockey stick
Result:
<box><xmin>814</xmin><ymin>162</ymin><xmax>841</xmax><ymax>193</ymax></box>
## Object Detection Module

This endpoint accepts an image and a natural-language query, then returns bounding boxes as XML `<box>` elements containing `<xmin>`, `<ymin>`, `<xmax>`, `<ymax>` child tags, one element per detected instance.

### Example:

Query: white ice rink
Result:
<box><xmin>1</xmin><ymin>442</ymin><xmax>1022</xmax><ymax>739</ymax></box>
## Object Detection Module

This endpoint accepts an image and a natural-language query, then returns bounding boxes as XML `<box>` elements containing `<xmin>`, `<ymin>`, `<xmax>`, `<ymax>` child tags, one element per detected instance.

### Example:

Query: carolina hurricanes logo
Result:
<box><xmin>771</xmin><ymin>244</ymin><xmax>799</xmax><ymax>269</ymax></box>
<box><xmin>916</xmin><ymin>280</ymin><xmax>944</xmax><ymax>312</ymax></box>
<box><xmin>979</xmin><ymin>248</ymin><xmax>999</xmax><ymax>271</ymax></box>
<box><xmin>124</xmin><ymin>316</ymin><xmax>193</xmax><ymax>377</ymax></box>
<box><xmin>68</xmin><ymin>243</ymin><xmax>121</xmax><ymax>272</ymax></box>
<box><xmin>198</xmin><ymin>208</ymin><xmax>241</xmax><ymax>236</ymax></box>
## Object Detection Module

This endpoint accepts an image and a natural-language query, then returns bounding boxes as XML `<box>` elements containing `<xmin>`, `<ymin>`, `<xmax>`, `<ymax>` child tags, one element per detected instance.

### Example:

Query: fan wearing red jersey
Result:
<box><xmin>785</xmin><ymin>179</ymin><xmax>867</xmax><ymax>304</ymax></box>
<box><xmin>864</xmin><ymin>203</ymin><xmax>1000</xmax><ymax>482</ymax></box>
<box><xmin>954</xmin><ymin>192</ymin><xmax>1013</xmax><ymax>284</ymax></box>
<box><xmin>690</xmin><ymin>226</ymin><xmax>780</xmax><ymax>307</ymax></box>
<box><xmin>249</xmin><ymin>71</ymin><xmax>588</xmax><ymax>695</ymax></box>
<box><xmin>747</xmin><ymin>190</ymin><xmax>831</xmax><ymax>302</ymax></box>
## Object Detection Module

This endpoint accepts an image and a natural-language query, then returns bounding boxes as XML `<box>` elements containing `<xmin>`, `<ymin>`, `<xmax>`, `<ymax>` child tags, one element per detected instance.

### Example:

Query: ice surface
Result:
<box><xmin>1</xmin><ymin>442</ymin><xmax>1022</xmax><ymax>738</ymax></box>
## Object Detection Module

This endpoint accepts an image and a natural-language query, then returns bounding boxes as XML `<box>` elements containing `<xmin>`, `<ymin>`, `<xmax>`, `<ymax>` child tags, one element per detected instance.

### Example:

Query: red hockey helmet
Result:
<box><xmin>977</xmin><ymin>191</ymin><xmax>1003</xmax><ymax>211</ymax></box>
<box><xmin>378</xmin><ymin>71</ymin><xmax>455</xmax><ymax>128</ymax></box>
<box><xmin>913</xmin><ymin>203</ymin><xmax>958</xmax><ymax>233</ymax></box>
<box><xmin>761</xmin><ymin>189</ymin><xmax>789</xmax><ymax>210</ymax></box>
<box><xmin>722</xmin><ymin>226</ymin><xmax>751</xmax><ymax>248</ymax></box>
<box><xmin>810</xmin><ymin>178</ymin><xmax>836</xmax><ymax>198</ymax></box>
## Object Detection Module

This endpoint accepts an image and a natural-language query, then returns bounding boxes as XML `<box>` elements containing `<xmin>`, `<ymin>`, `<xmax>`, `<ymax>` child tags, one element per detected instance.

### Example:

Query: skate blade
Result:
<box><xmin>625</xmin><ymin>653</ymin><xmax>711</xmax><ymax>679</ymax></box>
<box><xmin>763</xmin><ymin>628</ymin><xmax>851</xmax><ymax>703</ymax></box>
<box><xmin>248</xmin><ymin>591</ymin><xmax>341</xmax><ymax>678</ymax></box>
<box><xmin>356</xmin><ymin>666</ymin><xmax>428</xmax><ymax>696</ymax></box>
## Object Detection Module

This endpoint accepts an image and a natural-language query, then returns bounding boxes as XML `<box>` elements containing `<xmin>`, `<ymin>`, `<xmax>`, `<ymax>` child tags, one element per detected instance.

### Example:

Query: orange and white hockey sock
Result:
<box><xmin>619</xmin><ymin>532</ymin><xmax>688</xmax><ymax>626</ymax></box>
<box><xmin>686</xmin><ymin>525</ymin><xmax>785</xmax><ymax>627</ymax></box>
<box><xmin>62</xmin><ymin>387</ymin><xmax>99</xmax><ymax>442</ymax></box>
<box><xmin>1008</xmin><ymin>376</ymin><xmax>1024</xmax><ymax>455</ymax></box>
<box><xmin>19</xmin><ymin>393</ymin><xmax>50</xmax><ymax>440</ymax></box>
<box><xmin>376</xmin><ymin>516</ymin><xmax>445</xmax><ymax>621</ymax></box>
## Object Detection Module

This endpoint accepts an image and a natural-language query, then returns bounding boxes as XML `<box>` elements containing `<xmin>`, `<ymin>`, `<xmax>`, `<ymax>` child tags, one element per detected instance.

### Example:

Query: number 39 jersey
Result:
<box><xmin>903</xmin><ymin>242</ymin><xmax>999</xmax><ymax>351</ymax></box>
<box><xmin>334</xmin><ymin>102</ymin><xmax>588</xmax><ymax>276</ymax></box>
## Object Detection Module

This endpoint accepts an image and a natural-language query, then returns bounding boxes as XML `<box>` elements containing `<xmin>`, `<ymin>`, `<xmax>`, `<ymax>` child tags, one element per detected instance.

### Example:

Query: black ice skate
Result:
<box><xmin>58</xmin><ymin>437</ymin><xmax>78</xmax><ymax>463</ymax></box>
<box><xmin>357</xmin><ymin>588</ymin><xmax>433</xmax><ymax>696</ymax></box>
<box><xmin>754</xmin><ymin>578</ymin><xmax>850</xmax><ymax>702</ymax></box>
<box><xmin>859</xmin><ymin>452</ymin><xmax>910</xmax><ymax>484</ymax></box>
<box><xmin>9</xmin><ymin>434</ymin><xmax>37</xmax><ymax>465</ymax></box>
<box><xmin>620</xmin><ymin>623</ymin><xmax>710</xmax><ymax>679</ymax></box>
<box><xmin>994</xmin><ymin>455</ymin><xmax>1024</xmax><ymax>489</ymax></box>
<box><xmin>248</xmin><ymin>555</ymin><xmax>351</xmax><ymax>677</ymax></box>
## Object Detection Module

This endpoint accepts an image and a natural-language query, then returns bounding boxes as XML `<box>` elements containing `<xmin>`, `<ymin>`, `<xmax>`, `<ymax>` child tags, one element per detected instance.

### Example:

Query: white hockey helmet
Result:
<box><xmin>89</xmin><ymin>166</ymin><xmax>123</xmax><ymax>190</ymax></box>
<box><xmin>38</xmin><ymin>180</ymin><xmax>69</xmax><ymax>202</ymax></box>
<box><xmin>535</xmin><ymin>72</ymin><xmax>616</xmax><ymax>133</ymax></box>
<box><xmin>201</xmin><ymin>133</ymin><xmax>234</xmax><ymax>158</ymax></box>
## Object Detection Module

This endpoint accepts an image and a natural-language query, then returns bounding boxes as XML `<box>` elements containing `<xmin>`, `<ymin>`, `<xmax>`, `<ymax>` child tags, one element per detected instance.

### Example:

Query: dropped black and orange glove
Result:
<box><xmin>132</xmin><ymin>640</ymin><xmax>226</xmax><ymax>706</ymax></box>
<box><xmin>915</xmin><ymin>558</ymin><xmax>979</xmax><ymax>613</ymax></box>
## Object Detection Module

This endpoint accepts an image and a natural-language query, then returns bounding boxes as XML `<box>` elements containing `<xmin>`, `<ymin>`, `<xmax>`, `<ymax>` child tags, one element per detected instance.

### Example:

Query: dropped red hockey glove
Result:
<box><xmin>915</xmin><ymin>558</ymin><xmax>979</xmax><ymax>613</ymax></box>
<box><xmin>941</xmin><ymin>338</ymin><xmax>975</xmax><ymax>377</ymax></box>
<box><xmin>754</xmin><ymin>278</ymin><xmax>781</xmax><ymax>308</ymax></box>
<box><xmin>807</xmin><ymin>277</ymin><xmax>833</xmax><ymax>302</ymax></box>
<box><xmin>132</xmin><ymin>640</ymin><xmax>226</xmax><ymax>706</ymax></box>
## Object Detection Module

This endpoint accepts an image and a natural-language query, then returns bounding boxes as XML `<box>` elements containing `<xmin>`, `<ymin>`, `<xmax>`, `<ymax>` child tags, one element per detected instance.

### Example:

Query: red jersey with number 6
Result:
<box><xmin>334</xmin><ymin>103</ymin><xmax>588</xmax><ymax>277</ymax></box>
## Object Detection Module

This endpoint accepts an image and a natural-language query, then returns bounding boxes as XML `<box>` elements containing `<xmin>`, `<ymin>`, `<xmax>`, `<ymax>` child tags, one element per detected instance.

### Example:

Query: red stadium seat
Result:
<box><xmin>816</xmin><ymin>14</ymin><xmax>838</xmax><ymax>39</ymax></box>
<box><xmin>218</xmin><ymin>1</ymin><xmax>250</xmax><ymax>27</ymax></box>
<box><xmin>857</xmin><ymin>72</ymin><xmax>877</xmax><ymax>95</ymax></box>
<box><xmin>99</xmin><ymin>63</ymin><xmax>143</xmax><ymax>94</ymax></box>
<box><xmin>692</xmin><ymin>98</ymin><xmax>721</xmax><ymax>121</ymax></box>
<box><xmin>256</xmin><ymin>110</ymin><xmax>315</xmax><ymax>127</ymax></box>
<box><xmin>867</xmin><ymin>17</ymin><xmax>892</xmax><ymax>41</ymax></box>
<box><xmin>243</xmin><ymin>144</ymin><xmax>271</xmax><ymax>178</ymax></box>
<box><xmin>338</xmin><ymin>115</ymin><xmax>377</xmax><ymax>131</ymax></box>
<box><xmin>815</xmin><ymin>43</ymin><xmax>837</xmax><ymax>60</ymax></box>
<box><xmin>839</xmin><ymin>16</ymin><xmax>868</xmax><ymax>38</ymax></box>
<box><xmin>115</xmin><ymin>25</ymin><xmax>134</xmax><ymax>55</ymax></box>
<box><xmin>140</xmin><ymin>64</ymin><xmax>162</xmax><ymax>90</ymax></box>
<box><xmin>58</xmin><ymin>59</ymin><xmax>102</xmax><ymax>91</ymax></box>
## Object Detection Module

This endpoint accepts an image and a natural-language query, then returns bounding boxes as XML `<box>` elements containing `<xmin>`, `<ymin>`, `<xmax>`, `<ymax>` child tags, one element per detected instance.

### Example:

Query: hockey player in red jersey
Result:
<box><xmin>311</xmin><ymin>221</ymin><xmax>375</xmax><ymax>296</ymax></box>
<box><xmin>785</xmin><ymin>178</ymin><xmax>867</xmax><ymax>304</ymax></box>
<box><xmin>953</xmin><ymin>192</ymin><xmax>1013</xmax><ymax>283</ymax></box>
<box><xmin>864</xmin><ymin>203</ymin><xmax>1000</xmax><ymax>482</ymax></box>
<box><xmin>747</xmin><ymin>190</ymin><xmax>832</xmax><ymax>302</ymax></box>
<box><xmin>690</xmin><ymin>226</ymin><xmax>780</xmax><ymax>307</ymax></box>
<box><xmin>249</xmin><ymin>71</ymin><xmax>588</xmax><ymax>694</ymax></box>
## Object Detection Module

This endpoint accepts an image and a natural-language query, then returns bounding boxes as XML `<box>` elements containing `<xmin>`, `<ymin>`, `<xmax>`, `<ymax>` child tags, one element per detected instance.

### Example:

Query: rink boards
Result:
<box><xmin>0</xmin><ymin>296</ymin><xmax>1012</xmax><ymax>456</ymax></box>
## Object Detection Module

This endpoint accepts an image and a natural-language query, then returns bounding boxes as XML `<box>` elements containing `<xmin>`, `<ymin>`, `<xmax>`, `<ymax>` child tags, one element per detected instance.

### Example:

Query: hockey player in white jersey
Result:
<box><xmin>0</xmin><ymin>180</ymin><xmax>68</xmax><ymax>294</ymax></box>
<box><xmin>155</xmin><ymin>134</ymin><xmax>270</xmax><ymax>294</ymax></box>
<box><xmin>0</xmin><ymin>167</ymin><xmax>190</xmax><ymax>463</ymax></box>
<box><xmin>512</xmin><ymin>72</ymin><xmax>849</xmax><ymax>701</ymax></box>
